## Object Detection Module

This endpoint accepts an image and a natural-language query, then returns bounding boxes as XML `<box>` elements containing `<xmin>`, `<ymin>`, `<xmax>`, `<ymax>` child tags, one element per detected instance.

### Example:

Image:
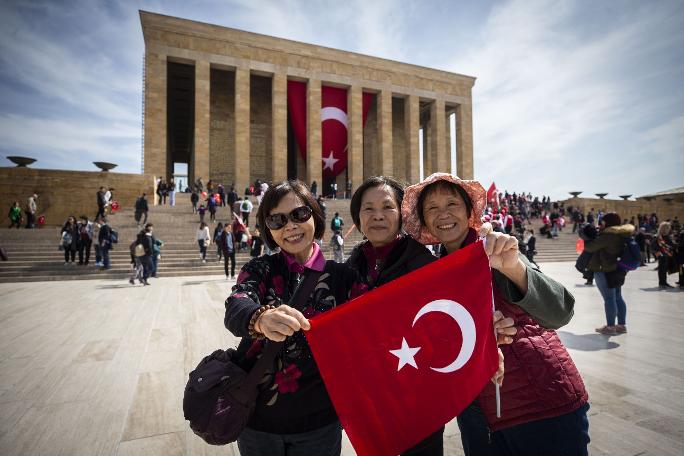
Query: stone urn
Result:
<box><xmin>7</xmin><ymin>156</ymin><xmax>36</xmax><ymax>167</ymax></box>
<box><xmin>569</xmin><ymin>191</ymin><xmax>582</xmax><ymax>198</ymax></box>
<box><xmin>595</xmin><ymin>193</ymin><xmax>608</xmax><ymax>199</ymax></box>
<box><xmin>93</xmin><ymin>162</ymin><xmax>117</xmax><ymax>172</ymax></box>
<box><xmin>618</xmin><ymin>194</ymin><xmax>632</xmax><ymax>200</ymax></box>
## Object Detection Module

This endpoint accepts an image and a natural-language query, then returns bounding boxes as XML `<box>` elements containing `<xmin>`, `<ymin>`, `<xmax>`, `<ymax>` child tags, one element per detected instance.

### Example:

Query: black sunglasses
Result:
<box><xmin>265</xmin><ymin>206</ymin><xmax>313</xmax><ymax>230</ymax></box>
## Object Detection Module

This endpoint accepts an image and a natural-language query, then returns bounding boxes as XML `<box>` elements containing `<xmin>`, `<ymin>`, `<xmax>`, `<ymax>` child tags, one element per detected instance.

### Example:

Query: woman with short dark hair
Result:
<box><xmin>224</xmin><ymin>180</ymin><xmax>361</xmax><ymax>456</ymax></box>
<box><xmin>584</xmin><ymin>212</ymin><xmax>635</xmax><ymax>333</ymax></box>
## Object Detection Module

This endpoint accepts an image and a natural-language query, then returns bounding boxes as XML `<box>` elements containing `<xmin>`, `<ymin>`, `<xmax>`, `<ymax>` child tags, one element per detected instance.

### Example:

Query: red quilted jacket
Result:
<box><xmin>477</xmin><ymin>287</ymin><xmax>589</xmax><ymax>431</ymax></box>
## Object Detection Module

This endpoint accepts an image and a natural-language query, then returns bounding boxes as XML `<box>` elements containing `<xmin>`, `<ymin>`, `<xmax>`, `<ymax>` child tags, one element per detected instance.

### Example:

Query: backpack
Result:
<box><xmin>241</xmin><ymin>201</ymin><xmax>250</xmax><ymax>212</ymax></box>
<box><xmin>62</xmin><ymin>232</ymin><xmax>72</xmax><ymax>247</ymax></box>
<box><xmin>333</xmin><ymin>218</ymin><xmax>341</xmax><ymax>230</ymax></box>
<box><xmin>134</xmin><ymin>244</ymin><xmax>146</xmax><ymax>257</ymax></box>
<box><xmin>617</xmin><ymin>237</ymin><xmax>641</xmax><ymax>271</ymax></box>
<box><xmin>110</xmin><ymin>229</ymin><xmax>119</xmax><ymax>244</ymax></box>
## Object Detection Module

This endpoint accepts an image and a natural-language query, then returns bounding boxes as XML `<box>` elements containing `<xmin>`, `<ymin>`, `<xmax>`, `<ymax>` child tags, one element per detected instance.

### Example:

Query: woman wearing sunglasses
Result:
<box><xmin>224</xmin><ymin>180</ymin><xmax>362</xmax><ymax>456</ymax></box>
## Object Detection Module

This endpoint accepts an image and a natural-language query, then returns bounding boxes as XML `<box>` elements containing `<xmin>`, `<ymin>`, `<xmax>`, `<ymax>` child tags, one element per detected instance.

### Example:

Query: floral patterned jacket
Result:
<box><xmin>224</xmin><ymin>248</ymin><xmax>364</xmax><ymax>434</ymax></box>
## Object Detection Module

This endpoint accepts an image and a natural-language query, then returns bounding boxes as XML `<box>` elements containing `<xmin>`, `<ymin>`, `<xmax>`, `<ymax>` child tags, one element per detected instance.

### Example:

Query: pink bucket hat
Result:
<box><xmin>401</xmin><ymin>173</ymin><xmax>487</xmax><ymax>245</ymax></box>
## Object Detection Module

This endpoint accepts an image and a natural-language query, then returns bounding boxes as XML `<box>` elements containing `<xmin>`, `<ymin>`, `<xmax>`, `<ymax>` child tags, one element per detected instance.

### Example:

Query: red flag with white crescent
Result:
<box><xmin>287</xmin><ymin>81</ymin><xmax>373</xmax><ymax>178</ymax></box>
<box><xmin>306</xmin><ymin>241</ymin><xmax>498</xmax><ymax>456</ymax></box>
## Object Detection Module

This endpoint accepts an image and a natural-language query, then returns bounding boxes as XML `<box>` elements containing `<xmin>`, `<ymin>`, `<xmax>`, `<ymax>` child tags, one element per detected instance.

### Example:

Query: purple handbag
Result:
<box><xmin>183</xmin><ymin>271</ymin><xmax>321</xmax><ymax>445</ymax></box>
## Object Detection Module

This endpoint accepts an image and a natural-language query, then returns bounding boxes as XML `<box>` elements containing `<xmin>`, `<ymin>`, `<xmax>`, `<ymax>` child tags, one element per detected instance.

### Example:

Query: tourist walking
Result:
<box><xmin>134</xmin><ymin>192</ymin><xmax>149</xmax><ymax>227</ymax></box>
<box><xmin>151</xmin><ymin>232</ymin><xmax>163</xmax><ymax>278</ymax></box>
<box><xmin>224</xmin><ymin>180</ymin><xmax>361</xmax><ymax>455</ymax></box>
<box><xmin>329</xmin><ymin>229</ymin><xmax>344</xmax><ymax>262</ymax></box>
<box><xmin>310</xmin><ymin>179</ymin><xmax>318</xmax><ymax>196</ymax></box>
<box><xmin>97</xmin><ymin>217</ymin><xmax>113</xmax><ymax>270</ymax></box>
<box><xmin>523</xmin><ymin>228</ymin><xmax>538</xmax><ymax>267</ymax></box>
<box><xmin>584</xmin><ymin>212</ymin><xmax>634</xmax><ymax>334</ymax></box>
<box><xmin>191</xmin><ymin>190</ymin><xmax>199</xmax><ymax>213</ymax></box>
<box><xmin>8</xmin><ymin>201</ymin><xmax>22</xmax><ymax>228</ymax></box>
<box><xmin>401</xmin><ymin>173</ymin><xmax>588</xmax><ymax>456</ymax></box>
<box><xmin>207</xmin><ymin>193</ymin><xmax>218</xmax><ymax>223</ymax></box>
<box><xmin>250</xmin><ymin>227</ymin><xmax>263</xmax><ymax>258</ymax></box>
<box><xmin>25</xmin><ymin>193</ymin><xmax>38</xmax><ymax>229</ymax></box>
<box><xmin>196</xmin><ymin>221</ymin><xmax>210</xmax><ymax>263</ymax></box>
<box><xmin>96</xmin><ymin>187</ymin><xmax>106</xmax><ymax>221</ymax></box>
<box><xmin>232</xmin><ymin>216</ymin><xmax>249</xmax><ymax>252</ymax></box>
<box><xmin>77</xmin><ymin>215</ymin><xmax>93</xmax><ymax>265</ymax></box>
<box><xmin>198</xmin><ymin>204</ymin><xmax>206</xmax><ymax>223</ymax></box>
<box><xmin>654</xmin><ymin>221</ymin><xmax>676</xmax><ymax>289</ymax></box>
<box><xmin>168</xmin><ymin>179</ymin><xmax>176</xmax><ymax>207</ymax></box>
<box><xmin>227</xmin><ymin>185</ymin><xmax>238</xmax><ymax>210</ymax></box>
<box><xmin>61</xmin><ymin>216</ymin><xmax>78</xmax><ymax>265</ymax></box>
<box><xmin>219</xmin><ymin>223</ymin><xmax>236</xmax><ymax>279</ymax></box>
<box><xmin>240</xmin><ymin>197</ymin><xmax>254</xmax><ymax>227</ymax></box>
<box><xmin>330</xmin><ymin>212</ymin><xmax>344</xmax><ymax>232</ymax></box>
<box><xmin>214</xmin><ymin>222</ymin><xmax>224</xmax><ymax>260</ymax></box>
<box><xmin>136</xmin><ymin>223</ymin><xmax>154</xmax><ymax>285</ymax></box>
<box><xmin>218</xmin><ymin>183</ymin><xmax>226</xmax><ymax>207</ymax></box>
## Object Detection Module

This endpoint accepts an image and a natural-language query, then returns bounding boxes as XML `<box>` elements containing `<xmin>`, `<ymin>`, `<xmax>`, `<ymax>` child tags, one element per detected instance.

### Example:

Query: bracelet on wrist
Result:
<box><xmin>248</xmin><ymin>305</ymin><xmax>275</xmax><ymax>339</ymax></box>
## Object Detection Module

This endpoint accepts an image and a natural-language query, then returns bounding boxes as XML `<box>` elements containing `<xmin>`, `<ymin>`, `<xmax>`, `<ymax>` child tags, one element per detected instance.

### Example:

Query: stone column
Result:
<box><xmin>306</xmin><ymin>78</ymin><xmax>322</xmax><ymax>188</ymax></box>
<box><xmin>378</xmin><ymin>89</ymin><xmax>393</xmax><ymax>176</ymax></box>
<box><xmin>143</xmin><ymin>51</ymin><xmax>167</xmax><ymax>181</ymax></box>
<box><xmin>271</xmin><ymin>72</ymin><xmax>287</xmax><ymax>183</ymax></box>
<box><xmin>348</xmin><ymin>85</ymin><xmax>364</xmax><ymax>194</ymax></box>
<box><xmin>430</xmin><ymin>99</ymin><xmax>447</xmax><ymax>173</ymax></box>
<box><xmin>445</xmin><ymin>110</ymin><xmax>452</xmax><ymax>175</ymax></box>
<box><xmin>456</xmin><ymin>102</ymin><xmax>474</xmax><ymax>179</ymax></box>
<box><xmin>404</xmin><ymin>94</ymin><xmax>420</xmax><ymax>183</ymax></box>
<box><xmin>234</xmin><ymin>67</ymin><xmax>251</xmax><ymax>192</ymax></box>
<box><xmin>424</xmin><ymin>122</ymin><xmax>432</xmax><ymax>176</ymax></box>
<box><xmin>193</xmin><ymin>60</ymin><xmax>210</xmax><ymax>184</ymax></box>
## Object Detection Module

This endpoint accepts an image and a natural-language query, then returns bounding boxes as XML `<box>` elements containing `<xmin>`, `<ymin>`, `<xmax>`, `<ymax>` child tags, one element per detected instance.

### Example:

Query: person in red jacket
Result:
<box><xmin>403</xmin><ymin>173</ymin><xmax>589</xmax><ymax>456</ymax></box>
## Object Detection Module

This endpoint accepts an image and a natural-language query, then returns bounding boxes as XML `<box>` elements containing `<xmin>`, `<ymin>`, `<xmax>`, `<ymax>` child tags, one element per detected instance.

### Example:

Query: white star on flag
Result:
<box><xmin>322</xmin><ymin>150</ymin><xmax>339</xmax><ymax>171</ymax></box>
<box><xmin>389</xmin><ymin>338</ymin><xmax>421</xmax><ymax>371</ymax></box>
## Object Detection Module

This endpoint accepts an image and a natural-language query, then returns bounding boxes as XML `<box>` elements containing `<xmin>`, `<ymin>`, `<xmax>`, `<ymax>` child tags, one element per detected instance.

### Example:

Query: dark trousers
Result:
<box><xmin>198</xmin><ymin>240</ymin><xmax>207</xmax><ymax>260</ymax></box>
<box><xmin>242</xmin><ymin>211</ymin><xmax>250</xmax><ymax>226</ymax></box>
<box><xmin>237</xmin><ymin>421</ymin><xmax>342</xmax><ymax>456</ymax></box>
<box><xmin>402</xmin><ymin>427</ymin><xmax>444</xmax><ymax>456</ymax></box>
<box><xmin>658</xmin><ymin>255</ymin><xmax>669</xmax><ymax>285</ymax></box>
<box><xmin>78</xmin><ymin>240</ymin><xmax>91</xmax><ymax>264</ymax></box>
<box><xmin>95</xmin><ymin>205</ymin><xmax>105</xmax><ymax>221</ymax></box>
<box><xmin>457</xmin><ymin>403</ymin><xmax>590</xmax><ymax>456</ymax></box>
<box><xmin>25</xmin><ymin>211</ymin><xmax>35</xmax><ymax>228</ymax></box>
<box><xmin>101</xmin><ymin>246</ymin><xmax>110</xmax><ymax>269</ymax></box>
<box><xmin>224</xmin><ymin>250</ymin><xmax>236</xmax><ymax>277</ymax></box>
<box><xmin>64</xmin><ymin>247</ymin><xmax>76</xmax><ymax>263</ymax></box>
<box><xmin>141</xmin><ymin>255</ymin><xmax>153</xmax><ymax>279</ymax></box>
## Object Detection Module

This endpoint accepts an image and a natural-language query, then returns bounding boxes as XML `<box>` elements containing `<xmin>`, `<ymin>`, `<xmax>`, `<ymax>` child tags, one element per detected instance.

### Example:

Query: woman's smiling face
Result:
<box><xmin>268</xmin><ymin>191</ymin><xmax>315</xmax><ymax>260</ymax></box>
<box><xmin>422</xmin><ymin>185</ymin><xmax>470</xmax><ymax>248</ymax></box>
<box><xmin>358</xmin><ymin>185</ymin><xmax>401</xmax><ymax>248</ymax></box>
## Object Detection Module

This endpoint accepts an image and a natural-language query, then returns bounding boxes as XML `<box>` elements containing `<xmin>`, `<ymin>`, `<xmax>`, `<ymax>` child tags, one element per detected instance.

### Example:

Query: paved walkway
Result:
<box><xmin>0</xmin><ymin>263</ymin><xmax>682</xmax><ymax>455</ymax></box>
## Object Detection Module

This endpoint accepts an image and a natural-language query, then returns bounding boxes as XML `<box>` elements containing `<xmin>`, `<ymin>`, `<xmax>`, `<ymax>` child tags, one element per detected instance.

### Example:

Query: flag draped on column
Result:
<box><xmin>306</xmin><ymin>241</ymin><xmax>499</xmax><ymax>456</ymax></box>
<box><xmin>287</xmin><ymin>81</ymin><xmax>373</xmax><ymax>178</ymax></box>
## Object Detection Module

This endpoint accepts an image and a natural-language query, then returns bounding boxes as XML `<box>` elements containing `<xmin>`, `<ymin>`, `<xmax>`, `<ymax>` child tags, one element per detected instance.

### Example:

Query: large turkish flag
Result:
<box><xmin>306</xmin><ymin>241</ymin><xmax>498</xmax><ymax>456</ymax></box>
<box><xmin>287</xmin><ymin>81</ymin><xmax>373</xmax><ymax>178</ymax></box>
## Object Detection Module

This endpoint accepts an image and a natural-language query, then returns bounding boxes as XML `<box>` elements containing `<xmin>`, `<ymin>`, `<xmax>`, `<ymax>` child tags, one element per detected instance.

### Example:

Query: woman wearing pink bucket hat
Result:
<box><xmin>403</xmin><ymin>173</ymin><xmax>589</xmax><ymax>456</ymax></box>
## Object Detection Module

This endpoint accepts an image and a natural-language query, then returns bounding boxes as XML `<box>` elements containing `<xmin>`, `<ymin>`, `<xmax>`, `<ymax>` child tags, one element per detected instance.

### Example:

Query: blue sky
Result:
<box><xmin>1</xmin><ymin>0</ymin><xmax>682</xmax><ymax>200</ymax></box>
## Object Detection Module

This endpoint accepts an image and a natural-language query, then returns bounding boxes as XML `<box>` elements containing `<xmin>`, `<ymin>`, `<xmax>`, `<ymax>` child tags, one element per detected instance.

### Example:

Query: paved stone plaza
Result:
<box><xmin>0</xmin><ymin>263</ymin><xmax>682</xmax><ymax>455</ymax></box>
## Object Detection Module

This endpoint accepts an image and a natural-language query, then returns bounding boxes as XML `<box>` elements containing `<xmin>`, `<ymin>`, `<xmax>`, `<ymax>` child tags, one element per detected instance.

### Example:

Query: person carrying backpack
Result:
<box><xmin>240</xmin><ymin>197</ymin><xmax>253</xmax><ymax>227</ymax></box>
<box><xmin>191</xmin><ymin>191</ymin><xmax>199</xmax><ymax>213</ymax></box>
<box><xmin>583</xmin><ymin>212</ymin><xmax>634</xmax><ymax>335</ymax></box>
<box><xmin>330</xmin><ymin>212</ymin><xmax>344</xmax><ymax>232</ymax></box>
<box><xmin>329</xmin><ymin>229</ymin><xmax>345</xmax><ymax>263</ymax></box>
<box><xmin>206</xmin><ymin>194</ymin><xmax>217</xmax><ymax>223</ymax></box>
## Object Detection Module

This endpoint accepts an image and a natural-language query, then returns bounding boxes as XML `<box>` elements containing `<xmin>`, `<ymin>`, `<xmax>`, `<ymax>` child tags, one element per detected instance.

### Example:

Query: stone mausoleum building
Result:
<box><xmin>140</xmin><ymin>10</ymin><xmax>475</xmax><ymax>194</ymax></box>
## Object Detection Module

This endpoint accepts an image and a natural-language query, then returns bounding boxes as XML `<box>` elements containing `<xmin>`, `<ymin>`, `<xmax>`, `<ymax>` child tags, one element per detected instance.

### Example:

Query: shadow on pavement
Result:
<box><xmin>639</xmin><ymin>286</ymin><xmax>683</xmax><ymax>292</ymax></box>
<box><xmin>557</xmin><ymin>331</ymin><xmax>620</xmax><ymax>351</ymax></box>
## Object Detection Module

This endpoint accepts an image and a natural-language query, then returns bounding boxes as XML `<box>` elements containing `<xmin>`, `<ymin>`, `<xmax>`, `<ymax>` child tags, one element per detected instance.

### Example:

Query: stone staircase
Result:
<box><xmin>0</xmin><ymin>193</ymin><xmax>577</xmax><ymax>283</ymax></box>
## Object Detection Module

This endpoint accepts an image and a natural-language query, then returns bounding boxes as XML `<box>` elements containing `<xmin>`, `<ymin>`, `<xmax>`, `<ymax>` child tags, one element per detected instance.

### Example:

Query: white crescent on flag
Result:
<box><xmin>321</xmin><ymin>107</ymin><xmax>348</xmax><ymax>129</ymax></box>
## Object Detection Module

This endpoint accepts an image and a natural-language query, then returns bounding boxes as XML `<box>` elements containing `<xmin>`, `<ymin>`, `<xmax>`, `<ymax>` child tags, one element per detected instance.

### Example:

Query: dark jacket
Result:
<box><xmin>135</xmin><ymin>197</ymin><xmax>149</xmax><ymax>213</ymax></box>
<box><xmin>137</xmin><ymin>231</ymin><xmax>153</xmax><ymax>256</ymax></box>
<box><xmin>220</xmin><ymin>231</ymin><xmax>234</xmax><ymax>255</ymax></box>
<box><xmin>96</xmin><ymin>191</ymin><xmax>106</xmax><ymax>208</ymax></box>
<box><xmin>346</xmin><ymin>235</ymin><xmax>435</xmax><ymax>288</ymax></box>
<box><xmin>224</xmin><ymin>251</ymin><xmax>360</xmax><ymax>434</ymax></box>
<box><xmin>584</xmin><ymin>224</ymin><xmax>635</xmax><ymax>272</ymax></box>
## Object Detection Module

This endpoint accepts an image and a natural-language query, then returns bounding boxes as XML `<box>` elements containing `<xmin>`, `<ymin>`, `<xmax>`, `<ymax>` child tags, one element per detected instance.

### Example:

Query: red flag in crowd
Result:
<box><xmin>306</xmin><ymin>241</ymin><xmax>498</xmax><ymax>456</ymax></box>
<box><xmin>487</xmin><ymin>182</ymin><xmax>498</xmax><ymax>212</ymax></box>
<box><xmin>287</xmin><ymin>81</ymin><xmax>373</xmax><ymax>178</ymax></box>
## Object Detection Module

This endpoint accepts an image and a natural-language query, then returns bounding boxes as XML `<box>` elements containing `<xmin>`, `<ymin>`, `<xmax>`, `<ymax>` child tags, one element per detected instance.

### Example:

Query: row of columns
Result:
<box><xmin>145</xmin><ymin>53</ymin><xmax>473</xmax><ymax>194</ymax></box>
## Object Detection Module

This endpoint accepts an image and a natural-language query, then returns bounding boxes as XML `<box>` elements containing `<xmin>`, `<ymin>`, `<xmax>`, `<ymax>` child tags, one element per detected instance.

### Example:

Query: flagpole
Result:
<box><xmin>482</xmin><ymin>235</ymin><xmax>502</xmax><ymax>419</ymax></box>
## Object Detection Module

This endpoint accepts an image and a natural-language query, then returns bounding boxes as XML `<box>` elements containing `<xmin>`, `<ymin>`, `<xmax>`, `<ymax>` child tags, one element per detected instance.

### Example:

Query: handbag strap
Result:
<box><xmin>242</xmin><ymin>269</ymin><xmax>323</xmax><ymax>389</ymax></box>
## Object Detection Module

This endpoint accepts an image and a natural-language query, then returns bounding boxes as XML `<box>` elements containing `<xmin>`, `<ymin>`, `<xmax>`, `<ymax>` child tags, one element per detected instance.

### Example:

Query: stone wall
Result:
<box><xmin>0</xmin><ymin>168</ymin><xmax>151</xmax><ymax>227</ymax></box>
<box><xmin>209</xmin><ymin>68</ymin><xmax>235</xmax><ymax>185</ymax></box>
<box><xmin>250</xmin><ymin>74</ymin><xmax>272</xmax><ymax>183</ymax></box>
<box><xmin>560</xmin><ymin>197</ymin><xmax>684</xmax><ymax>224</ymax></box>
<box><xmin>392</xmin><ymin>97</ymin><xmax>407</xmax><ymax>183</ymax></box>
